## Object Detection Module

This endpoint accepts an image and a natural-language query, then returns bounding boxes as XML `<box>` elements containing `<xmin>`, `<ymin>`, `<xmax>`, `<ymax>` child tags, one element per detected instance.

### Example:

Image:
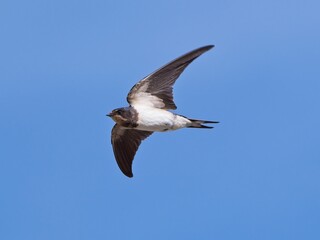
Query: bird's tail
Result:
<box><xmin>187</xmin><ymin>118</ymin><xmax>219</xmax><ymax>129</ymax></box>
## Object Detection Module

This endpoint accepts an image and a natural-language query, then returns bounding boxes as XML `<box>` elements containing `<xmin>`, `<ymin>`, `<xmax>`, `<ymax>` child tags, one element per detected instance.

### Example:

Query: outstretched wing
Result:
<box><xmin>127</xmin><ymin>45</ymin><xmax>214</xmax><ymax>110</ymax></box>
<box><xmin>111</xmin><ymin>124</ymin><xmax>153</xmax><ymax>178</ymax></box>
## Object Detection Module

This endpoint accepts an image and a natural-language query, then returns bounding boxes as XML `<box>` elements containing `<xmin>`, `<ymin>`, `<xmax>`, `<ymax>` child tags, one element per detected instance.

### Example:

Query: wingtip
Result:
<box><xmin>124</xmin><ymin>172</ymin><xmax>134</xmax><ymax>178</ymax></box>
<box><xmin>193</xmin><ymin>45</ymin><xmax>214</xmax><ymax>54</ymax></box>
<box><xmin>202</xmin><ymin>44</ymin><xmax>215</xmax><ymax>50</ymax></box>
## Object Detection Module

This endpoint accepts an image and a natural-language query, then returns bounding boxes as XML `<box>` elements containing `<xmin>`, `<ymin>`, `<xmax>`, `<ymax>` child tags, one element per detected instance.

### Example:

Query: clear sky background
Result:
<box><xmin>1</xmin><ymin>0</ymin><xmax>320</xmax><ymax>239</ymax></box>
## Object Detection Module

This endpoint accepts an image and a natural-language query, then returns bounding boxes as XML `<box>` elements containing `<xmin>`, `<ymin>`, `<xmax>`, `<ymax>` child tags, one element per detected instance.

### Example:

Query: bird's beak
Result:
<box><xmin>106</xmin><ymin>113</ymin><xmax>113</xmax><ymax>117</ymax></box>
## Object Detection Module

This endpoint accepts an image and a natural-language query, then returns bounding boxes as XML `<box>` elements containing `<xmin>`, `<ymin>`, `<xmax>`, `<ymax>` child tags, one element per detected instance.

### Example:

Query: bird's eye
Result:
<box><xmin>116</xmin><ymin>109</ymin><xmax>122</xmax><ymax>114</ymax></box>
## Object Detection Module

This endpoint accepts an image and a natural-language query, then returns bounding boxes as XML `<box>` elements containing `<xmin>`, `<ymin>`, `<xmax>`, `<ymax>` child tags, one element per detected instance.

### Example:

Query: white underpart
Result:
<box><xmin>129</xmin><ymin>82</ymin><xmax>167</xmax><ymax>109</ymax></box>
<box><xmin>130</xmin><ymin>93</ymin><xmax>166</xmax><ymax>109</ymax></box>
<box><xmin>133</xmin><ymin>104</ymin><xmax>191</xmax><ymax>132</ymax></box>
<box><xmin>130</xmin><ymin>93</ymin><xmax>165</xmax><ymax>109</ymax></box>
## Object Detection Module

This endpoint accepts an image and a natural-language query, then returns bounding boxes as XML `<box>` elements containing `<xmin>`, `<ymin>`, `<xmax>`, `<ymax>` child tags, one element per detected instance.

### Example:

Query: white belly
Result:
<box><xmin>134</xmin><ymin>106</ymin><xmax>190</xmax><ymax>132</ymax></box>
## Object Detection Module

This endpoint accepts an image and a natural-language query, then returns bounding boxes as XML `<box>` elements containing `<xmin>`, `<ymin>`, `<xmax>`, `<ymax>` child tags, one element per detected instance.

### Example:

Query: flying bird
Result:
<box><xmin>107</xmin><ymin>45</ymin><xmax>218</xmax><ymax>177</ymax></box>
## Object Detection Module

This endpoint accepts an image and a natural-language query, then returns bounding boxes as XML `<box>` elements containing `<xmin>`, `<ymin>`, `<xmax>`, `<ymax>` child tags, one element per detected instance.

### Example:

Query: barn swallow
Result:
<box><xmin>107</xmin><ymin>45</ymin><xmax>218</xmax><ymax>177</ymax></box>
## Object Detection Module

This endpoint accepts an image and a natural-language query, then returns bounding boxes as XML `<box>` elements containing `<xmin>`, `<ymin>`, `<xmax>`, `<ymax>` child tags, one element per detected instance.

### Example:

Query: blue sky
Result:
<box><xmin>1</xmin><ymin>0</ymin><xmax>320</xmax><ymax>239</ymax></box>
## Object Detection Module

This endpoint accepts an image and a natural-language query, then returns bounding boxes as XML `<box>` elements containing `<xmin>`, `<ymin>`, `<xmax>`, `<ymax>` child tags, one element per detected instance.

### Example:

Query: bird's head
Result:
<box><xmin>107</xmin><ymin>108</ymin><xmax>128</xmax><ymax>124</ymax></box>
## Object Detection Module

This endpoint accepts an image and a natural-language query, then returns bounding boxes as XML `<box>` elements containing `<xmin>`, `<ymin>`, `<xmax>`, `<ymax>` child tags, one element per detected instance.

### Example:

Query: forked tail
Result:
<box><xmin>187</xmin><ymin>118</ymin><xmax>219</xmax><ymax>129</ymax></box>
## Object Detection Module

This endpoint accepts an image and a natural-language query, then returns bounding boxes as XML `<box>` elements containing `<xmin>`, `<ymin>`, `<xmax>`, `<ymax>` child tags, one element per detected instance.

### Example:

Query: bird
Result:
<box><xmin>107</xmin><ymin>45</ymin><xmax>218</xmax><ymax>177</ymax></box>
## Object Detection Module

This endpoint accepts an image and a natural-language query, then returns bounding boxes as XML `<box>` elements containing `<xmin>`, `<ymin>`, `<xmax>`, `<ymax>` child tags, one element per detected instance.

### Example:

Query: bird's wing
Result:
<box><xmin>111</xmin><ymin>124</ymin><xmax>153</xmax><ymax>177</ymax></box>
<box><xmin>127</xmin><ymin>45</ymin><xmax>214</xmax><ymax>110</ymax></box>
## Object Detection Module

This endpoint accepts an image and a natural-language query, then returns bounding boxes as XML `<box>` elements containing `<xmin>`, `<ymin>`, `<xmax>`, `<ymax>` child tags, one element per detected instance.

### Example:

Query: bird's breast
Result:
<box><xmin>112</xmin><ymin>114</ymin><xmax>138</xmax><ymax>128</ymax></box>
<box><xmin>133</xmin><ymin>106</ymin><xmax>189</xmax><ymax>132</ymax></box>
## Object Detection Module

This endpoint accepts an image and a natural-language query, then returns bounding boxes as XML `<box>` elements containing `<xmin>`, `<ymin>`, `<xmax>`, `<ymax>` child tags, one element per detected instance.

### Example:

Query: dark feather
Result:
<box><xmin>111</xmin><ymin>124</ymin><xmax>153</xmax><ymax>177</ymax></box>
<box><xmin>127</xmin><ymin>45</ymin><xmax>214</xmax><ymax>110</ymax></box>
